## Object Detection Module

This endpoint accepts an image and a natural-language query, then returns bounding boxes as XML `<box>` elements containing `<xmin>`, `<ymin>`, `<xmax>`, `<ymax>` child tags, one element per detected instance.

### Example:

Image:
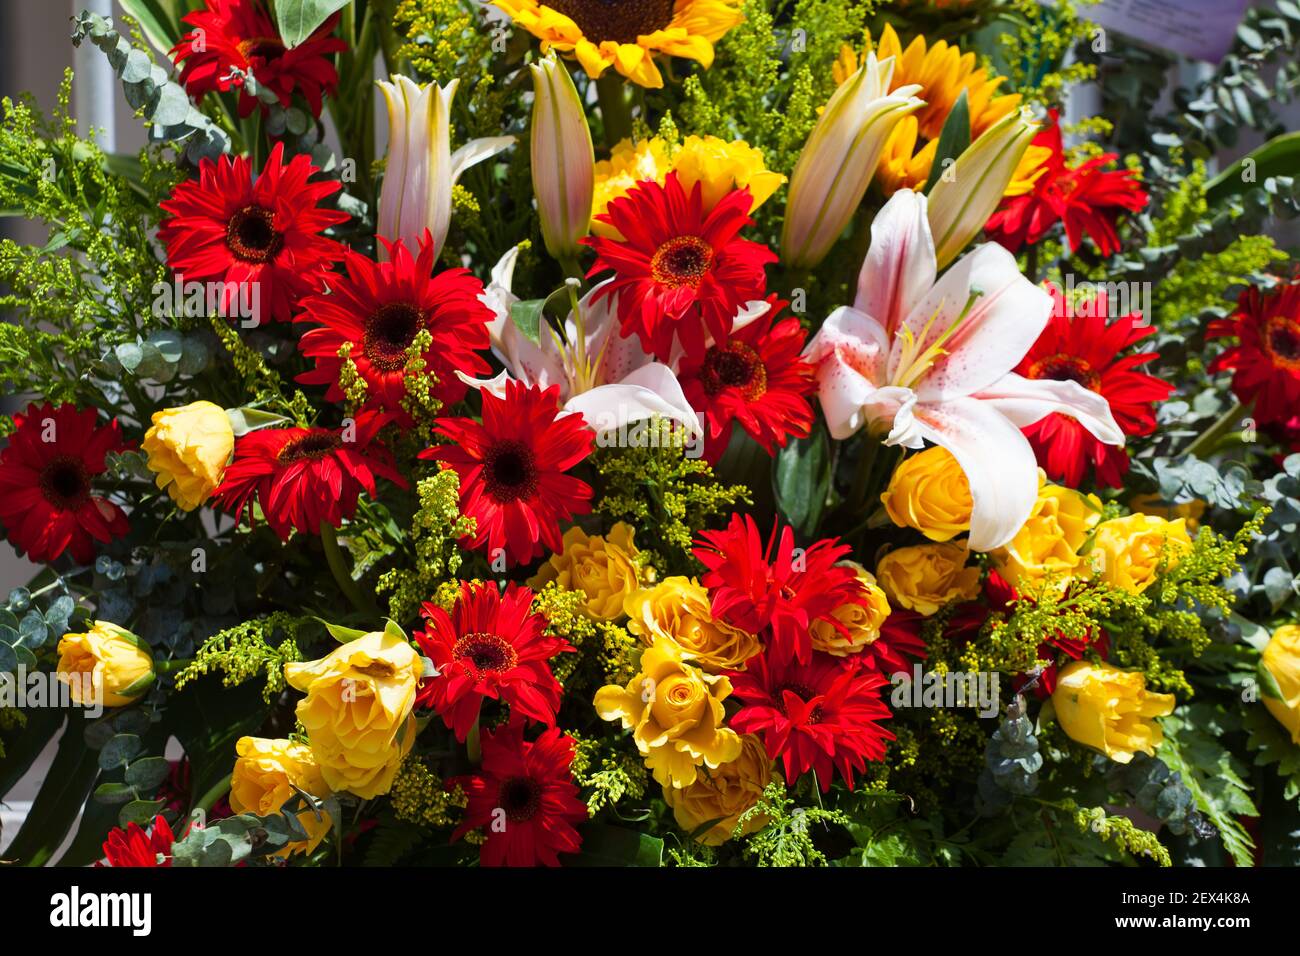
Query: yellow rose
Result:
<box><xmin>284</xmin><ymin>631</ymin><xmax>420</xmax><ymax>799</ymax></box>
<box><xmin>880</xmin><ymin>446</ymin><xmax>972</xmax><ymax>542</ymax></box>
<box><xmin>1261</xmin><ymin>625</ymin><xmax>1300</xmax><ymax>744</ymax></box>
<box><xmin>141</xmin><ymin>400</ymin><xmax>234</xmax><ymax>512</ymax></box>
<box><xmin>624</xmin><ymin>576</ymin><xmax>759</xmax><ymax>672</ymax></box>
<box><xmin>1086</xmin><ymin>513</ymin><xmax>1193</xmax><ymax>594</ymax></box>
<box><xmin>876</xmin><ymin>541</ymin><xmax>981</xmax><ymax>616</ymax></box>
<box><xmin>56</xmin><ymin>621</ymin><xmax>154</xmax><ymax>708</ymax></box>
<box><xmin>1127</xmin><ymin>494</ymin><xmax>1207</xmax><ymax>534</ymax></box>
<box><xmin>592</xmin><ymin>137</ymin><xmax>671</xmax><ymax>237</ymax></box>
<box><xmin>662</xmin><ymin>734</ymin><xmax>775</xmax><ymax>845</ymax></box>
<box><xmin>528</xmin><ymin>522</ymin><xmax>642</xmax><ymax>621</ymax></box>
<box><xmin>994</xmin><ymin>482</ymin><xmax>1102</xmax><ymax>592</ymax></box>
<box><xmin>1052</xmin><ymin>660</ymin><xmax>1176</xmax><ymax>763</ymax></box>
<box><xmin>810</xmin><ymin>561</ymin><xmax>891</xmax><ymax>656</ymax></box>
<box><xmin>594</xmin><ymin>640</ymin><xmax>742</xmax><ymax>789</ymax></box>
<box><xmin>229</xmin><ymin>736</ymin><xmax>333</xmax><ymax>855</ymax></box>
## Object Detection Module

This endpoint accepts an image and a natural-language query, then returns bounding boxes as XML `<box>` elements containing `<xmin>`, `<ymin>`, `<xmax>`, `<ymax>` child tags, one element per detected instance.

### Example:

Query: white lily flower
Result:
<box><xmin>780</xmin><ymin>52</ymin><xmax>924</xmax><ymax>270</ymax></box>
<box><xmin>465</xmin><ymin>247</ymin><xmax>702</xmax><ymax>439</ymax></box>
<box><xmin>804</xmin><ymin>190</ymin><xmax>1124</xmax><ymax>551</ymax></box>
<box><xmin>927</xmin><ymin>106</ymin><xmax>1039</xmax><ymax>269</ymax></box>
<box><xmin>529</xmin><ymin>57</ymin><xmax>594</xmax><ymax>262</ymax></box>
<box><xmin>377</xmin><ymin>75</ymin><xmax>515</xmax><ymax>258</ymax></box>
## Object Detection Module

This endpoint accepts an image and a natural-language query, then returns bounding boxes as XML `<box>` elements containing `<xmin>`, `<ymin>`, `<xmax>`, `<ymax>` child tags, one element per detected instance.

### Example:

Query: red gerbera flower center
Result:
<box><xmin>701</xmin><ymin>342</ymin><xmax>767</xmax><ymax>400</ymax></box>
<box><xmin>1265</xmin><ymin>316</ymin><xmax>1300</xmax><ymax>370</ymax></box>
<box><xmin>278</xmin><ymin>432</ymin><xmax>342</xmax><ymax>463</ymax></box>
<box><xmin>453</xmin><ymin>631</ymin><xmax>519</xmax><ymax>675</ymax></box>
<box><xmin>650</xmin><ymin>235</ymin><xmax>714</xmax><ymax>289</ymax></box>
<box><xmin>225</xmin><ymin>205</ymin><xmax>283</xmax><ymax>263</ymax></box>
<box><xmin>545</xmin><ymin>0</ymin><xmax>675</xmax><ymax>45</ymax></box>
<box><xmin>483</xmin><ymin>440</ymin><xmax>538</xmax><ymax>503</ymax></box>
<box><xmin>775</xmin><ymin>682</ymin><xmax>823</xmax><ymax>723</ymax></box>
<box><xmin>237</xmin><ymin>37</ymin><xmax>287</xmax><ymax>63</ymax></box>
<box><xmin>1027</xmin><ymin>352</ymin><xmax>1100</xmax><ymax>391</ymax></box>
<box><xmin>40</xmin><ymin>455</ymin><xmax>92</xmax><ymax>510</ymax></box>
<box><xmin>363</xmin><ymin>302</ymin><xmax>425</xmax><ymax>371</ymax></box>
<box><xmin>497</xmin><ymin>775</ymin><xmax>542</xmax><ymax>822</ymax></box>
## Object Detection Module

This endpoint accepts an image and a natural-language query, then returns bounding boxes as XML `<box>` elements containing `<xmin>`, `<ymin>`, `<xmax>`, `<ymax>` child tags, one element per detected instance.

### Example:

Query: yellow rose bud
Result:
<box><xmin>1261</xmin><ymin>624</ymin><xmax>1300</xmax><ymax>745</ymax></box>
<box><xmin>141</xmin><ymin>400</ymin><xmax>234</xmax><ymax>512</ymax></box>
<box><xmin>876</xmin><ymin>541</ymin><xmax>981</xmax><ymax>616</ymax></box>
<box><xmin>662</xmin><ymin>734</ymin><xmax>775</xmax><ymax>845</ymax></box>
<box><xmin>528</xmin><ymin>522</ymin><xmax>643</xmax><ymax>621</ymax></box>
<box><xmin>810</xmin><ymin>561</ymin><xmax>891</xmax><ymax>656</ymax></box>
<box><xmin>1086</xmin><ymin>513</ymin><xmax>1193</xmax><ymax>594</ymax></box>
<box><xmin>229</xmin><ymin>736</ymin><xmax>333</xmax><ymax>855</ymax></box>
<box><xmin>624</xmin><ymin>576</ymin><xmax>759</xmax><ymax>672</ymax></box>
<box><xmin>284</xmin><ymin>632</ymin><xmax>420</xmax><ymax>799</ymax></box>
<box><xmin>594</xmin><ymin>640</ymin><xmax>742</xmax><ymax>789</ymax></box>
<box><xmin>994</xmin><ymin>482</ymin><xmax>1102</xmax><ymax>593</ymax></box>
<box><xmin>1052</xmin><ymin>660</ymin><xmax>1175</xmax><ymax>763</ymax></box>
<box><xmin>56</xmin><ymin>621</ymin><xmax>154</xmax><ymax>708</ymax></box>
<box><xmin>880</xmin><ymin>446</ymin><xmax>973</xmax><ymax>542</ymax></box>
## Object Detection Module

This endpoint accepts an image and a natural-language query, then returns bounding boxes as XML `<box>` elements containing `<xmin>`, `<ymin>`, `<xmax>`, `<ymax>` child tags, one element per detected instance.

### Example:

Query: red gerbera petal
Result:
<box><xmin>1207</xmin><ymin>282</ymin><xmax>1300</xmax><ymax>427</ymax></box>
<box><xmin>98</xmin><ymin>815</ymin><xmax>176</xmax><ymax>867</ymax></box>
<box><xmin>158</xmin><ymin>142</ymin><xmax>347</xmax><ymax>325</ymax></box>
<box><xmin>415</xmin><ymin>581</ymin><xmax>572</xmax><ymax>741</ymax></box>
<box><xmin>583</xmin><ymin>173</ymin><xmax>777</xmax><ymax>363</ymax></box>
<box><xmin>447</xmin><ymin>723</ymin><xmax>587</xmax><ymax>867</ymax></box>
<box><xmin>421</xmin><ymin>381</ymin><xmax>594</xmax><ymax>567</ymax></box>
<box><xmin>171</xmin><ymin>0</ymin><xmax>347</xmax><ymax>119</ymax></box>
<box><xmin>211</xmin><ymin>411</ymin><xmax>406</xmax><ymax>539</ymax></box>
<box><xmin>0</xmin><ymin>403</ymin><xmax>129</xmax><ymax>565</ymax></box>
<box><xmin>727</xmin><ymin>650</ymin><xmax>894</xmax><ymax>791</ymax></box>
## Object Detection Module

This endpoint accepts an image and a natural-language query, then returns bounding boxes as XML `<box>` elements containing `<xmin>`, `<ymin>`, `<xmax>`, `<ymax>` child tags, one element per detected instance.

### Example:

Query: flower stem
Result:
<box><xmin>466</xmin><ymin>709</ymin><xmax>483</xmax><ymax>766</ymax></box>
<box><xmin>319</xmin><ymin>521</ymin><xmax>376</xmax><ymax>617</ymax></box>
<box><xmin>1183</xmin><ymin>399</ymin><xmax>1250</xmax><ymax>459</ymax></box>
<box><xmin>595</xmin><ymin>73</ymin><xmax>633</xmax><ymax>149</ymax></box>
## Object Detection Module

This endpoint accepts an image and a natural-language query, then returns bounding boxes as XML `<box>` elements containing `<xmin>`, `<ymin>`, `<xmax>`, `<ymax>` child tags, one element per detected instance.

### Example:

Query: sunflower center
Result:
<box><xmin>278</xmin><ymin>432</ymin><xmax>342</xmax><ymax>463</ymax></box>
<box><xmin>483</xmin><ymin>440</ymin><xmax>538</xmax><ymax>503</ymax></box>
<box><xmin>701</xmin><ymin>342</ymin><xmax>767</xmax><ymax>399</ymax></box>
<box><xmin>650</xmin><ymin>235</ymin><xmax>714</xmax><ymax>289</ymax></box>
<box><xmin>1027</xmin><ymin>353</ymin><xmax>1100</xmax><ymax>391</ymax></box>
<box><xmin>39</xmin><ymin>455</ymin><xmax>91</xmax><ymax>510</ymax></box>
<box><xmin>1265</xmin><ymin>316</ymin><xmax>1300</xmax><ymax>369</ymax></box>
<box><xmin>225</xmin><ymin>205</ymin><xmax>283</xmax><ymax>263</ymax></box>
<box><xmin>498</xmin><ymin>776</ymin><xmax>542</xmax><ymax>822</ymax></box>
<box><xmin>545</xmin><ymin>0</ymin><xmax>675</xmax><ymax>45</ymax></box>
<box><xmin>774</xmin><ymin>682</ymin><xmax>823</xmax><ymax>723</ymax></box>
<box><xmin>363</xmin><ymin>303</ymin><xmax>425</xmax><ymax>371</ymax></box>
<box><xmin>237</xmin><ymin>37</ymin><xmax>287</xmax><ymax>63</ymax></box>
<box><xmin>453</xmin><ymin>632</ymin><xmax>519</xmax><ymax>674</ymax></box>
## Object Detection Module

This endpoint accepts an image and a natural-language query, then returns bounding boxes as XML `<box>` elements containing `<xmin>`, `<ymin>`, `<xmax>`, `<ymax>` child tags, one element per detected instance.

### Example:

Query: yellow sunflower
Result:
<box><xmin>834</xmin><ymin>24</ymin><xmax>1021</xmax><ymax>193</ymax></box>
<box><xmin>494</xmin><ymin>0</ymin><xmax>744</xmax><ymax>89</ymax></box>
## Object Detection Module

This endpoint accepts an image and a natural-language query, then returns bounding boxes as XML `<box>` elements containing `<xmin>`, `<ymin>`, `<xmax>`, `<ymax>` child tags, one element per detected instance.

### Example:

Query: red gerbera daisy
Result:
<box><xmin>986</xmin><ymin>110</ymin><xmax>1148</xmax><ymax>258</ymax></box>
<box><xmin>158</xmin><ymin>142</ymin><xmax>346</xmax><ymax>325</ymax></box>
<box><xmin>693</xmin><ymin>513</ymin><xmax>866</xmax><ymax>665</ymax></box>
<box><xmin>583</xmin><ymin>173</ymin><xmax>776</xmax><ymax>363</ymax></box>
<box><xmin>421</xmin><ymin>381</ymin><xmax>594</xmax><ymax>567</ymax></box>
<box><xmin>172</xmin><ymin>0</ymin><xmax>347</xmax><ymax>118</ymax></box>
<box><xmin>449</xmin><ymin>723</ymin><xmax>586</xmax><ymax>867</ymax></box>
<box><xmin>98</xmin><ymin>815</ymin><xmax>176</xmax><ymax>867</ymax></box>
<box><xmin>415</xmin><ymin>581</ymin><xmax>572</xmax><ymax>741</ymax></box>
<box><xmin>0</xmin><ymin>403</ymin><xmax>129</xmax><ymax>565</ymax></box>
<box><xmin>295</xmin><ymin>235</ymin><xmax>492</xmax><ymax>419</ymax></box>
<box><xmin>860</xmin><ymin>610</ymin><xmax>929</xmax><ymax>678</ymax></box>
<box><xmin>727</xmin><ymin>650</ymin><xmax>895</xmax><ymax>791</ymax></box>
<box><xmin>1208</xmin><ymin>282</ymin><xmax>1300</xmax><ymax>427</ymax></box>
<box><xmin>676</xmin><ymin>296</ymin><xmax>816</xmax><ymax>462</ymax></box>
<box><xmin>1014</xmin><ymin>291</ymin><xmax>1172</xmax><ymax>488</ymax></box>
<box><xmin>211</xmin><ymin>412</ymin><xmax>406</xmax><ymax>539</ymax></box>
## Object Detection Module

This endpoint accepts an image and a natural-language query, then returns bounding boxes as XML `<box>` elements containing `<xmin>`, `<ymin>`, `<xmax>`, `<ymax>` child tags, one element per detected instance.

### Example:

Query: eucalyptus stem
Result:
<box><xmin>319</xmin><ymin>521</ymin><xmax>375</xmax><ymax>616</ymax></box>
<box><xmin>1182</xmin><ymin>399</ymin><xmax>1250</xmax><ymax>459</ymax></box>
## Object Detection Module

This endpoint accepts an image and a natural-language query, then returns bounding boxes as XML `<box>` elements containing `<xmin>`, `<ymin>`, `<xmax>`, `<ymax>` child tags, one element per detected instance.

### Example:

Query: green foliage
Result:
<box><xmin>737</xmin><ymin>780</ymin><xmax>849</xmax><ymax>866</ymax></box>
<box><xmin>376</xmin><ymin>470</ymin><xmax>475</xmax><ymax>624</ymax></box>
<box><xmin>174</xmin><ymin>614</ymin><xmax>306</xmax><ymax>703</ymax></box>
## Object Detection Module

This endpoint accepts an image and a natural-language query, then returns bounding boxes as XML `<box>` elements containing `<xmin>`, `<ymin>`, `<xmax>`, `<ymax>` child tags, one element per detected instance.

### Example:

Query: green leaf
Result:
<box><xmin>383</xmin><ymin>618</ymin><xmax>408</xmax><ymax>642</ymax></box>
<box><xmin>508</xmin><ymin>298</ymin><xmax>547</xmax><ymax>346</ymax></box>
<box><xmin>226</xmin><ymin>406</ymin><xmax>291</xmax><ymax>436</ymax></box>
<box><xmin>924</xmin><ymin>89</ymin><xmax>970</xmax><ymax>194</ymax></box>
<box><xmin>93</xmin><ymin>781</ymin><xmax>139</xmax><ymax>805</ymax></box>
<box><xmin>98</xmin><ymin>734</ymin><xmax>143</xmax><ymax>770</ymax></box>
<box><xmin>116</xmin><ymin>0</ymin><xmax>186</xmax><ymax>59</ymax></box>
<box><xmin>772</xmin><ymin>422</ymin><xmax>831</xmax><ymax>537</ymax></box>
<box><xmin>315</xmin><ymin>617</ymin><xmax>369</xmax><ymax>643</ymax></box>
<box><xmin>168</xmin><ymin>675</ymin><xmax>272</xmax><ymax>809</ymax></box>
<box><xmin>0</xmin><ymin>708</ymin><xmax>65</xmax><ymax>800</ymax></box>
<box><xmin>1</xmin><ymin>717</ymin><xmax>102</xmax><ymax>865</ymax></box>
<box><xmin>125</xmin><ymin>756</ymin><xmax>172</xmax><ymax>791</ymax></box>
<box><xmin>570</xmin><ymin>821</ymin><xmax>664</xmax><ymax>867</ymax></box>
<box><xmin>274</xmin><ymin>0</ymin><xmax>351</xmax><ymax>49</ymax></box>
<box><xmin>1205</xmin><ymin>131</ymin><xmax>1300</xmax><ymax>205</ymax></box>
<box><xmin>119</xmin><ymin>799</ymin><xmax>167</xmax><ymax>828</ymax></box>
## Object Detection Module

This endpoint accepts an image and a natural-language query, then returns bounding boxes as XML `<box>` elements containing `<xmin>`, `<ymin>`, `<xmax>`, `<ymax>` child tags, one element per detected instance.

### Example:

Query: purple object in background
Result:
<box><xmin>1087</xmin><ymin>0</ymin><xmax>1253</xmax><ymax>63</ymax></box>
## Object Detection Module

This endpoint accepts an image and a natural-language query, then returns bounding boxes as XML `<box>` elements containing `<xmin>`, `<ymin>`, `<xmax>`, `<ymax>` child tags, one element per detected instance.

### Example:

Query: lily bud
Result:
<box><xmin>377</xmin><ymin>75</ymin><xmax>514</xmax><ymax>258</ymax></box>
<box><xmin>529</xmin><ymin>56</ymin><xmax>594</xmax><ymax>263</ymax></box>
<box><xmin>927</xmin><ymin>106</ymin><xmax>1039</xmax><ymax>268</ymax></box>
<box><xmin>780</xmin><ymin>53</ymin><xmax>923</xmax><ymax>270</ymax></box>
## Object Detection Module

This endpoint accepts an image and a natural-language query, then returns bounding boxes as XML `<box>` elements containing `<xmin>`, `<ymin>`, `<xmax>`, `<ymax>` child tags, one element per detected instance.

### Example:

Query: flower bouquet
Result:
<box><xmin>2</xmin><ymin>0</ymin><xmax>1300</xmax><ymax>871</ymax></box>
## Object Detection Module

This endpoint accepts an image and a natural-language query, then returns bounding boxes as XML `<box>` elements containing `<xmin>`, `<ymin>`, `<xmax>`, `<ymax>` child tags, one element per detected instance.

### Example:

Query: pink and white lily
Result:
<box><xmin>463</xmin><ymin>246</ymin><xmax>703</xmax><ymax>439</ymax></box>
<box><xmin>804</xmin><ymin>189</ymin><xmax>1124</xmax><ymax>550</ymax></box>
